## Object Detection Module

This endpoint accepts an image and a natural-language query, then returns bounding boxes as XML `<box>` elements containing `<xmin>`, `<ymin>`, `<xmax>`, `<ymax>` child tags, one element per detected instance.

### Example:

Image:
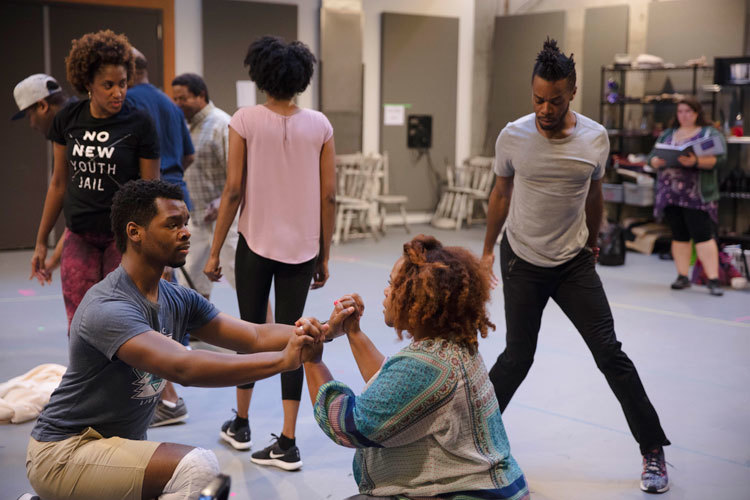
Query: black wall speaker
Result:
<box><xmin>407</xmin><ymin>114</ymin><xmax>432</xmax><ymax>149</ymax></box>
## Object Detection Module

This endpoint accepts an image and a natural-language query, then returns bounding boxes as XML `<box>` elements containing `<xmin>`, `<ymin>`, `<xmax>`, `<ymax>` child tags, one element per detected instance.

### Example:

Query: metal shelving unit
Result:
<box><xmin>600</xmin><ymin>65</ymin><xmax>715</xmax><ymax>154</ymax></box>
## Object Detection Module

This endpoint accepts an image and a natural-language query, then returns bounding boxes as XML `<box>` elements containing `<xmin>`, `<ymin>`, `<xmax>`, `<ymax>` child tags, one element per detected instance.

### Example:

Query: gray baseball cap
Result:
<box><xmin>12</xmin><ymin>74</ymin><xmax>62</xmax><ymax>120</ymax></box>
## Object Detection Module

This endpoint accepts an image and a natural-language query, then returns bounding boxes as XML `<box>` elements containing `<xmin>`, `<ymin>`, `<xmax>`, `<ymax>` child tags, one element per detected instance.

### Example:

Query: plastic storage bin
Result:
<box><xmin>624</xmin><ymin>183</ymin><xmax>654</xmax><ymax>206</ymax></box>
<box><xmin>602</xmin><ymin>183</ymin><xmax>624</xmax><ymax>202</ymax></box>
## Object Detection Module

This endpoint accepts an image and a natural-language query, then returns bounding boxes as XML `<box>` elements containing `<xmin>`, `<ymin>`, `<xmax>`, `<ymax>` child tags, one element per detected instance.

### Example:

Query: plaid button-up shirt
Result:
<box><xmin>183</xmin><ymin>102</ymin><xmax>231</xmax><ymax>219</ymax></box>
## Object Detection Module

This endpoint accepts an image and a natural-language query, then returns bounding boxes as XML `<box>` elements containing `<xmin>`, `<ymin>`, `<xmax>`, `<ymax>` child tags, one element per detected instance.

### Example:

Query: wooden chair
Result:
<box><xmin>369</xmin><ymin>152</ymin><xmax>410</xmax><ymax>235</ymax></box>
<box><xmin>431</xmin><ymin>156</ymin><xmax>495</xmax><ymax>230</ymax></box>
<box><xmin>334</xmin><ymin>153</ymin><xmax>379</xmax><ymax>245</ymax></box>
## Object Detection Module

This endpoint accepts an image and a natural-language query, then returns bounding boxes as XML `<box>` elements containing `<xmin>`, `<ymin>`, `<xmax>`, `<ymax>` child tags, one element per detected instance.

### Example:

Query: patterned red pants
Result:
<box><xmin>60</xmin><ymin>231</ymin><xmax>121</xmax><ymax>327</ymax></box>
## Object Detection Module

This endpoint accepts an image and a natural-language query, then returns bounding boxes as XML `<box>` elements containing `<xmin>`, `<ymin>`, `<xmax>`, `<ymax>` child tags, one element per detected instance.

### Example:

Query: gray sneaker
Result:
<box><xmin>150</xmin><ymin>397</ymin><xmax>188</xmax><ymax>427</ymax></box>
<box><xmin>640</xmin><ymin>447</ymin><xmax>669</xmax><ymax>493</ymax></box>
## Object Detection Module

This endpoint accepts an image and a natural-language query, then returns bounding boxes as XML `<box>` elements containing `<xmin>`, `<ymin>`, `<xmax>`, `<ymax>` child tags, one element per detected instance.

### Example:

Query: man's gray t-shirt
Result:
<box><xmin>494</xmin><ymin>112</ymin><xmax>609</xmax><ymax>267</ymax></box>
<box><xmin>32</xmin><ymin>266</ymin><xmax>218</xmax><ymax>442</ymax></box>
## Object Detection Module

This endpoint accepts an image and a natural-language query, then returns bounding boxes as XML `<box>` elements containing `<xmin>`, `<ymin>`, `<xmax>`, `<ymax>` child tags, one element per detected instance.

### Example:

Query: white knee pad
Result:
<box><xmin>158</xmin><ymin>447</ymin><xmax>220</xmax><ymax>500</ymax></box>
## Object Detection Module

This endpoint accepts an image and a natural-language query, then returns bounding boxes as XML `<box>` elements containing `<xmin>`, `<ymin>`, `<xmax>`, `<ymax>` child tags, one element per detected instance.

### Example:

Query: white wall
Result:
<box><xmin>361</xmin><ymin>0</ymin><xmax>475</xmax><ymax>165</ymax></box>
<box><xmin>174</xmin><ymin>0</ymin><xmax>202</xmax><ymax>75</ymax></box>
<box><xmin>173</xmin><ymin>0</ymin><xmax>320</xmax><ymax>109</ymax></box>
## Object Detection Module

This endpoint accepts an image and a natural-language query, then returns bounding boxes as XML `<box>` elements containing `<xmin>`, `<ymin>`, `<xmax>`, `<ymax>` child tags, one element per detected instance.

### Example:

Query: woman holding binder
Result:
<box><xmin>648</xmin><ymin>96</ymin><xmax>727</xmax><ymax>295</ymax></box>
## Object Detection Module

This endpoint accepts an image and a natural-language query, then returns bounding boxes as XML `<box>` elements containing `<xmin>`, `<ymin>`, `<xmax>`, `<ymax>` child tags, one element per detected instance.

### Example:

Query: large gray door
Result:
<box><xmin>0</xmin><ymin>1</ymin><xmax>163</xmax><ymax>250</ymax></box>
<box><xmin>321</xmin><ymin>8</ymin><xmax>363</xmax><ymax>154</ymax></box>
<box><xmin>202</xmin><ymin>0</ymin><xmax>298</xmax><ymax>115</ymax></box>
<box><xmin>486</xmin><ymin>12</ymin><xmax>565</xmax><ymax>155</ymax></box>
<box><xmin>49</xmin><ymin>3</ymin><xmax>163</xmax><ymax>95</ymax></box>
<box><xmin>0</xmin><ymin>1</ymin><xmax>47</xmax><ymax>250</ymax></box>
<box><xmin>380</xmin><ymin>13</ymin><xmax>459</xmax><ymax>212</ymax></box>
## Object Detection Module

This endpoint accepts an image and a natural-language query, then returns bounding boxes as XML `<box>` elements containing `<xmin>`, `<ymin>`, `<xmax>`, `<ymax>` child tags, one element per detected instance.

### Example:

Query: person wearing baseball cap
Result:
<box><xmin>11</xmin><ymin>73</ymin><xmax>70</xmax><ymax>136</ymax></box>
<box><xmin>12</xmin><ymin>74</ymin><xmax>76</xmax><ymax>289</ymax></box>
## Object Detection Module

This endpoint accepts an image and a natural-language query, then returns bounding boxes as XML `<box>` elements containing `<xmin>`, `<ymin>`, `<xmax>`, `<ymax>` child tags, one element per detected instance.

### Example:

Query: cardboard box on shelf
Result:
<box><xmin>624</xmin><ymin>223</ymin><xmax>671</xmax><ymax>254</ymax></box>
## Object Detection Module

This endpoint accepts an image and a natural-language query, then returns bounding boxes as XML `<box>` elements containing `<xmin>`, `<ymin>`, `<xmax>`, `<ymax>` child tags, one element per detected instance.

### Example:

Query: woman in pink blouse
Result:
<box><xmin>204</xmin><ymin>36</ymin><xmax>336</xmax><ymax>470</ymax></box>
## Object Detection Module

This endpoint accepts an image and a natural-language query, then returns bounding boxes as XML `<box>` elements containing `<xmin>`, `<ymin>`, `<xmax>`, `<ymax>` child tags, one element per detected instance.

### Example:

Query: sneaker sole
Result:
<box><xmin>250</xmin><ymin>456</ymin><xmax>303</xmax><ymax>471</ymax></box>
<box><xmin>220</xmin><ymin>431</ymin><xmax>252</xmax><ymax>450</ymax></box>
<box><xmin>150</xmin><ymin>413</ymin><xmax>189</xmax><ymax>428</ymax></box>
<box><xmin>640</xmin><ymin>481</ymin><xmax>669</xmax><ymax>494</ymax></box>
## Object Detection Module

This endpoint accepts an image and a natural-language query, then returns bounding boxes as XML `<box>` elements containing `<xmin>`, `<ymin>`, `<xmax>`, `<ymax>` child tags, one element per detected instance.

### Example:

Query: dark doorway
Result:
<box><xmin>0</xmin><ymin>1</ymin><xmax>163</xmax><ymax>250</ymax></box>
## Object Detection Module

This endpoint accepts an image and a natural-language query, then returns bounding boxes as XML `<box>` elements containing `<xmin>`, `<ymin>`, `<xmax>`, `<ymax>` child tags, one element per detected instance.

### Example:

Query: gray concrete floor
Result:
<box><xmin>1</xmin><ymin>224</ymin><xmax>749</xmax><ymax>499</ymax></box>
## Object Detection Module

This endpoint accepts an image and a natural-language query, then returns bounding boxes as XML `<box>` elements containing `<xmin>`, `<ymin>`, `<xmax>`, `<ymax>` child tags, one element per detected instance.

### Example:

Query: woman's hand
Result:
<box><xmin>30</xmin><ymin>244</ymin><xmax>50</xmax><ymax>285</ymax></box>
<box><xmin>650</xmin><ymin>156</ymin><xmax>666</xmax><ymax>169</ymax></box>
<box><xmin>294</xmin><ymin>317</ymin><xmax>327</xmax><ymax>364</ymax></box>
<box><xmin>203</xmin><ymin>255</ymin><xmax>222</xmax><ymax>282</ymax></box>
<box><xmin>310</xmin><ymin>256</ymin><xmax>329</xmax><ymax>289</ymax></box>
<box><xmin>677</xmin><ymin>152</ymin><xmax>698</xmax><ymax>168</ymax></box>
<box><xmin>340</xmin><ymin>294</ymin><xmax>365</xmax><ymax>336</ymax></box>
<box><xmin>301</xmin><ymin>341</ymin><xmax>324</xmax><ymax>364</ymax></box>
<box><xmin>281</xmin><ymin>327</ymin><xmax>317</xmax><ymax>371</ymax></box>
<box><xmin>325</xmin><ymin>295</ymin><xmax>362</xmax><ymax>340</ymax></box>
<box><xmin>294</xmin><ymin>317</ymin><xmax>329</xmax><ymax>343</ymax></box>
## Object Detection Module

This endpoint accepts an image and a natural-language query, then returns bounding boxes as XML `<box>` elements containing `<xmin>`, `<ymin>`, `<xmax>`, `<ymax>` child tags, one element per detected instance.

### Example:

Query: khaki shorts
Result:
<box><xmin>26</xmin><ymin>427</ymin><xmax>160</xmax><ymax>500</ymax></box>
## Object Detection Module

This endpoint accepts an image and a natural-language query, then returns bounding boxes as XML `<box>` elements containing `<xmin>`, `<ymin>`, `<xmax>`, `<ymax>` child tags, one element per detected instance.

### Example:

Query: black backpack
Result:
<box><xmin>598</xmin><ymin>222</ymin><xmax>626</xmax><ymax>266</ymax></box>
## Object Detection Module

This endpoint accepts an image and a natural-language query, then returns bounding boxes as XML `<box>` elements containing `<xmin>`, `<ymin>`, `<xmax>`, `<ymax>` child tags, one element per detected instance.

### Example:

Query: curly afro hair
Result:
<box><xmin>111</xmin><ymin>179</ymin><xmax>183</xmax><ymax>253</ymax></box>
<box><xmin>66</xmin><ymin>29</ymin><xmax>135</xmax><ymax>94</ymax></box>
<box><xmin>389</xmin><ymin>235</ymin><xmax>495</xmax><ymax>353</ymax></box>
<box><xmin>244</xmin><ymin>35</ymin><xmax>315</xmax><ymax>100</ymax></box>
<box><xmin>532</xmin><ymin>37</ymin><xmax>576</xmax><ymax>89</ymax></box>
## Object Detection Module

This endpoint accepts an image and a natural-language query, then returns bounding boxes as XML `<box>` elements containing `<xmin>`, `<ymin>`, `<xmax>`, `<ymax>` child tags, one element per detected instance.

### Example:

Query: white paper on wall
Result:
<box><xmin>236</xmin><ymin>80</ymin><xmax>256</xmax><ymax>109</ymax></box>
<box><xmin>383</xmin><ymin>104</ymin><xmax>406</xmax><ymax>126</ymax></box>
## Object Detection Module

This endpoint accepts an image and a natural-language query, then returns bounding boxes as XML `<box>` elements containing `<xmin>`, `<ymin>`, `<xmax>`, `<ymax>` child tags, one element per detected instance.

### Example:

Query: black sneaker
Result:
<box><xmin>17</xmin><ymin>495</ymin><xmax>40</xmax><ymax>500</ymax></box>
<box><xmin>640</xmin><ymin>447</ymin><xmax>669</xmax><ymax>493</ymax></box>
<box><xmin>219</xmin><ymin>411</ymin><xmax>252</xmax><ymax>450</ymax></box>
<box><xmin>250</xmin><ymin>434</ymin><xmax>303</xmax><ymax>471</ymax></box>
<box><xmin>707</xmin><ymin>278</ymin><xmax>724</xmax><ymax>296</ymax></box>
<box><xmin>670</xmin><ymin>275</ymin><xmax>691</xmax><ymax>290</ymax></box>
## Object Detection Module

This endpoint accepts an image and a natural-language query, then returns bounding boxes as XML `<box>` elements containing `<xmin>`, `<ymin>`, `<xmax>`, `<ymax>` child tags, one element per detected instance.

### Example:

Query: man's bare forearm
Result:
<box><xmin>169</xmin><ymin>349</ymin><xmax>289</xmax><ymax>387</ymax></box>
<box><xmin>585</xmin><ymin>188</ymin><xmax>603</xmax><ymax>248</ymax></box>
<box><xmin>483</xmin><ymin>187</ymin><xmax>511</xmax><ymax>255</ymax></box>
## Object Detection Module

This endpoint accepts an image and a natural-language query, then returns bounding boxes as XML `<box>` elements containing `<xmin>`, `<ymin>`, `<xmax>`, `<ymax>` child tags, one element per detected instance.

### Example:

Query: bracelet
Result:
<box><xmin>320</xmin><ymin>319</ymin><xmax>334</xmax><ymax>342</ymax></box>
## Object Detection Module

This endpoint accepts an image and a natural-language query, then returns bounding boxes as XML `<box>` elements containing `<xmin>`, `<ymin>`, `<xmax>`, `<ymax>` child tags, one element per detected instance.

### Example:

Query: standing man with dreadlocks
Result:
<box><xmin>481</xmin><ymin>38</ymin><xmax>670</xmax><ymax>493</ymax></box>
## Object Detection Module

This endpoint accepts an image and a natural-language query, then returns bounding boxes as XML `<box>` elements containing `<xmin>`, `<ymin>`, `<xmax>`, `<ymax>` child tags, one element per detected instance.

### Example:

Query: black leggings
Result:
<box><xmin>234</xmin><ymin>234</ymin><xmax>316</xmax><ymax>400</ymax></box>
<box><xmin>663</xmin><ymin>205</ymin><xmax>714</xmax><ymax>243</ymax></box>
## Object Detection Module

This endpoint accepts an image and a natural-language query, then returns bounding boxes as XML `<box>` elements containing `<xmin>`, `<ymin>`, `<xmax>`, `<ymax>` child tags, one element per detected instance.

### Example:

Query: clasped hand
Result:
<box><xmin>293</xmin><ymin>293</ymin><xmax>364</xmax><ymax>365</ymax></box>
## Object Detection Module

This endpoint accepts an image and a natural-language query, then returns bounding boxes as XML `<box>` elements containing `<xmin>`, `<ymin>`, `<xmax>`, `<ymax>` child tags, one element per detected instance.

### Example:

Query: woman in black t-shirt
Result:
<box><xmin>30</xmin><ymin>30</ymin><xmax>160</xmax><ymax>326</ymax></box>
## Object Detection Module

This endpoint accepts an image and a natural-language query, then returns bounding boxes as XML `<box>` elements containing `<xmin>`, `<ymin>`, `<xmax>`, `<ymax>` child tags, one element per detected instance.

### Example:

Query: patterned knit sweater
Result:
<box><xmin>314</xmin><ymin>338</ymin><xmax>529</xmax><ymax>499</ymax></box>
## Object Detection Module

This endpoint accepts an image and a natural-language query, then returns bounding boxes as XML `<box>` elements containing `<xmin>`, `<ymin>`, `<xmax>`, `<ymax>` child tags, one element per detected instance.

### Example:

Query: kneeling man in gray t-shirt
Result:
<box><xmin>25</xmin><ymin>179</ymin><xmax>353</xmax><ymax>500</ymax></box>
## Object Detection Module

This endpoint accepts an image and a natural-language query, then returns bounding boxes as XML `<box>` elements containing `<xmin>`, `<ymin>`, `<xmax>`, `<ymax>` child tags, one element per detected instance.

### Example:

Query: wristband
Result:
<box><xmin>320</xmin><ymin>319</ymin><xmax>334</xmax><ymax>342</ymax></box>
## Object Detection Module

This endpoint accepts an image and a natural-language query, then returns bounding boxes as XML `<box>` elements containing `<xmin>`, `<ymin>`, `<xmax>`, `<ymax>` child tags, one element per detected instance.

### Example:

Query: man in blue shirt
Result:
<box><xmin>126</xmin><ymin>48</ymin><xmax>195</xmax><ymax>210</ymax></box>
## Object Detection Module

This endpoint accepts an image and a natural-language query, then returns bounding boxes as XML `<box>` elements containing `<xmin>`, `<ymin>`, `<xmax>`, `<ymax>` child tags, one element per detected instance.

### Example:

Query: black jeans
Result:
<box><xmin>489</xmin><ymin>236</ymin><xmax>670</xmax><ymax>454</ymax></box>
<box><xmin>234</xmin><ymin>234</ymin><xmax>316</xmax><ymax>400</ymax></box>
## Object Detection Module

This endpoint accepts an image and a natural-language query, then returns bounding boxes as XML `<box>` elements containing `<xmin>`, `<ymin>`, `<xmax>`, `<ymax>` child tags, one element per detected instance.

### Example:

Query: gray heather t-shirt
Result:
<box><xmin>494</xmin><ymin>112</ymin><xmax>609</xmax><ymax>267</ymax></box>
<box><xmin>32</xmin><ymin>266</ymin><xmax>218</xmax><ymax>442</ymax></box>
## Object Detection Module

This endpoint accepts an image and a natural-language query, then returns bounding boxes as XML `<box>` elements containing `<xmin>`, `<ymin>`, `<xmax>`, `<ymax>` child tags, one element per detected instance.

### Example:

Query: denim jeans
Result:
<box><xmin>489</xmin><ymin>235</ymin><xmax>670</xmax><ymax>454</ymax></box>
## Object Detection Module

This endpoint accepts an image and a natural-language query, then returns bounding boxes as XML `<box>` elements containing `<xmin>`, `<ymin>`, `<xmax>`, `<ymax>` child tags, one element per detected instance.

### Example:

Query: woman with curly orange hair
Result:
<box><xmin>30</xmin><ymin>29</ymin><xmax>159</xmax><ymax>326</ymax></box>
<box><xmin>303</xmin><ymin>234</ymin><xmax>529</xmax><ymax>499</ymax></box>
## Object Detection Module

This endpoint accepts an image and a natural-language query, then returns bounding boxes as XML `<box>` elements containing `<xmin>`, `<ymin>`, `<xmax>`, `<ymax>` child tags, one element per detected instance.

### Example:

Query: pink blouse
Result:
<box><xmin>229</xmin><ymin>105</ymin><xmax>333</xmax><ymax>264</ymax></box>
